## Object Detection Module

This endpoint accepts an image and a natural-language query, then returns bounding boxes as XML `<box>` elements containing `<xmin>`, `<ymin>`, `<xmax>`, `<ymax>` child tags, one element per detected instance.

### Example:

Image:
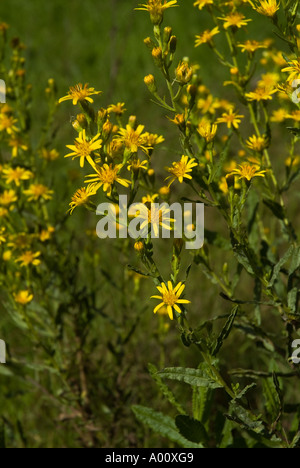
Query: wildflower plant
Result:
<box><xmin>2</xmin><ymin>0</ymin><xmax>300</xmax><ymax>450</ymax></box>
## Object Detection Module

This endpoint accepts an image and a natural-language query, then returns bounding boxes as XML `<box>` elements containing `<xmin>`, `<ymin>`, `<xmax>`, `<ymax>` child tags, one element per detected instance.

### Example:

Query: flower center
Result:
<box><xmin>163</xmin><ymin>291</ymin><xmax>177</xmax><ymax>306</ymax></box>
<box><xmin>76</xmin><ymin>141</ymin><xmax>92</xmax><ymax>158</ymax></box>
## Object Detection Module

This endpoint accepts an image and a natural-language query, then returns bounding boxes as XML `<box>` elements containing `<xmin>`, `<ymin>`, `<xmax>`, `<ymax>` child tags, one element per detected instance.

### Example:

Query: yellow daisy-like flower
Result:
<box><xmin>218</xmin><ymin>13</ymin><xmax>252</xmax><ymax>30</ymax></box>
<box><xmin>59</xmin><ymin>83</ymin><xmax>101</xmax><ymax>105</ymax></box>
<box><xmin>136</xmin><ymin>0</ymin><xmax>178</xmax><ymax>25</ymax></box>
<box><xmin>197</xmin><ymin>119</ymin><xmax>218</xmax><ymax>142</ymax></box>
<box><xmin>0</xmin><ymin>114</ymin><xmax>19</xmax><ymax>135</ymax></box>
<box><xmin>151</xmin><ymin>281</ymin><xmax>191</xmax><ymax>320</ymax></box>
<box><xmin>16</xmin><ymin>251</ymin><xmax>41</xmax><ymax>267</ymax></box>
<box><xmin>107</xmin><ymin>102</ymin><xmax>126</xmax><ymax>116</ymax></box>
<box><xmin>0</xmin><ymin>189</ymin><xmax>18</xmax><ymax>206</ymax></box>
<box><xmin>2</xmin><ymin>166</ymin><xmax>33</xmax><ymax>187</ymax></box>
<box><xmin>246</xmin><ymin>135</ymin><xmax>269</xmax><ymax>152</ymax></box>
<box><xmin>116</xmin><ymin>125</ymin><xmax>149</xmax><ymax>154</ymax></box>
<box><xmin>135</xmin><ymin>204</ymin><xmax>174</xmax><ymax>237</ymax></box>
<box><xmin>142</xmin><ymin>193</ymin><xmax>159</xmax><ymax>204</ymax></box>
<box><xmin>65</xmin><ymin>129</ymin><xmax>102</xmax><ymax>168</ymax></box>
<box><xmin>127</xmin><ymin>159</ymin><xmax>148</xmax><ymax>172</ymax></box>
<box><xmin>258</xmin><ymin>73</ymin><xmax>280</xmax><ymax>89</ymax></box>
<box><xmin>237</xmin><ymin>40</ymin><xmax>266</xmax><ymax>54</ymax></box>
<box><xmin>142</xmin><ymin>132</ymin><xmax>165</xmax><ymax>148</ymax></box>
<box><xmin>86</xmin><ymin>164</ymin><xmax>130</xmax><ymax>197</ymax></box>
<box><xmin>193</xmin><ymin>0</ymin><xmax>213</xmax><ymax>10</ymax></box>
<box><xmin>14</xmin><ymin>290</ymin><xmax>34</xmax><ymax>306</ymax></box>
<box><xmin>8</xmin><ymin>135</ymin><xmax>28</xmax><ymax>158</ymax></box>
<box><xmin>166</xmin><ymin>155</ymin><xmax>198</xmax><ymax>186</ymax></box>
<box><xmin>216</xmin><ymin>109</ymin><xmax>244</xmax><ymax>129</ymax></box>
<box><xmin>282</xmin><ymin>59</ymin><xmax>300</xmax><ymax>85</ymax></box>
<box><xmin>69</xmin><ymin>185</ymin><xmax>98</xmax><ymax>215</ymax></box>
<box><xmin>39</xmin><ymin>226</ymin><xmax>55</xmax><ymax>242</ymax></box>
<box><xmin>270</xmin><ymin>108</ymin><xmax>289</xmax><ymax>122</ymax></box>
<box><xmin>195</xmin><ymin>27</ymin><xmax>220</xmax><ymax>47</ymax></box>
<box><xmin>253</xmin><ymin>0</ymin><xmax>280</xmax><ymax>17</ymax></box>
<box><xmin>227</xmin><ymin>164</ymin><xmax>266</xmax><ymax>181</ymax></box>
<box><xmin>245</xmin><ymin>86</ymin><xmax>277</xmax><ymax>101</ymax></box>
<box><xmin>24</xmin><ymin>184</ymin><xmax>54</xmax><ymax>202</ymax></box>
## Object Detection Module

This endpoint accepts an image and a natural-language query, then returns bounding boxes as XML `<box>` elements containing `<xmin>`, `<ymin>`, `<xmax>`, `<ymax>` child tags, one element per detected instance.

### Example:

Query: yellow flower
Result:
<box><xmin>16</xmin><ymin>251</ymin><xmax>41</xmax><ymax>267</ymax></box>
<box><xmin>8</xmin><ymin>135</ymin><xmax>28</xmax><ymax>158</ymax></box>
<box><xmin>286</xmin><ymin>110</ymin><xmax>300</xmax><ymax>122</ymax></box>
<box><xmin>127</xmin><ymin>159</ymin><xmax>148</xmax><ymax>172</ymax></box>
<box><xmin>218</xmin><ymin>13</ymin><xmax>252</xmax><ymax>30</ymax></box>
<box><xmin>282</xmin><ymin>60</ymin><xmax>300</xmax><ymax>85</ymax></box>
<box><xmin>253</xmin><ymin>0</ymin><xmax>280</xmax><ymax>17</ymax></box>
<box><xmin>0</xmin><ymin>114</ymin><xmax>19</xmax><ymax>134</ymax></box>
<box><xmin>59</xmin><ymin>83</ymin><xmax>101</xmax><ymax>105</ymax></box>
<box><xmin>285</xmin><ymin>156</ymin><xmax>300</xmax><ymax>168</ymax></box>
<box><xmin>197</xmin><ymin>119</ymin><xmax>218</xmax><ymax>142</ymax></box>
<box><xmin>245</xmin><ymin>86</ymin><xmax>277</xmax><ymax>101</ymax></box>
<box><xmin>175</xmin><ymin>61</ymin><xmax>193</xmax><ymax>85</ymax></box>
<box><xmin>116</xmin><ymin>125</ymin><xmax>149</xmax><ymax>154</ymax></box>
<box><xmin>246</xmin><ymin>135</ymin><xmax>269</xmax><ymax>152</ymax></box>
<box><xmin>40</xmin><ymin>148</ymin><xmax>59</xmax><ymax>161</ymax></box>
<box><xmin>14</xmin><ymin>290</ymin><xmax>34</xmax><ymax>305</ymax></box>
<box><xmin>142</xmin><ymin>132</ymin><xmax>165</xmax><ymax>148</ymax></box>
<box><xmin>0</xmin><ymin>189</ymin><xmax>18</xmax><ymax>206</ymax></box>
<box><xmin>69</xmin><ymin>185</ymin><xmax>98</xmax><ymax>214</ymax></box>
<box><xmin>136</xmin><ymin>0</ymin><xmax>178</xmax><ymax>25</ymax></box>
<box><xmin>136</xmin><ymin>204</ymin><xmax>174</xmax><ymax>237</ymax></box>
<box><xmin>151</xmin><ymin>281</ymin><xmax>191</xmax><ymax>320</ymax></box>
<box><xmin>166</xmin><ymin>155</ymin><xmax>198</xmax><ymax>186</ymax></box>
<box><xmin>0</xmin><ymin>207</ymin><xmax>8</xmax><ymax>218</ymax></box>
<box><xmin>39</xmin><ymin>226</ymin><xmax>55</xmax><ymax>242</ymax></box>
<box><xmin>195</xmin><ymin>27</ymin><xmax>219</xmax><ymax>47</ymax></box>
<box><xmin>193</xmin><ymin>0</ymin><xmax>213</xmax><ymax>9</ymax></box>
<box><xmin>258</xmin><ymin>73</ymin><xmax>280</xmax><ymax>89</ymax></box>
<box><xmin>24</xmin><ymin>184</ymin><xmax>53</xmax><ymax>202</ymax></box>
<box><xmin>142</xmin><ymin>193</ymin><xmax>159</xmax><ymax>204</ymax></box>
<box><xmin>85</xmin><ymin>164</ymin><xmax>130</xmax><ymax>197</ymax></box>
<box><xmin>270</xmin><ymin>108</ymin><xmax>289</xmax><ymax>122</ymax></box>
<box><xmin>0</xmin><ymin>227</ymin><xmax>6</xmax><ymax>245</ymax></box>
<box><xmin>227</xmin><ymin>164</ymin><xmax>266</xmax><ymax>181</ymax></box>
<box><xmin>216</xmin><ymin>109</ymin><xmax>244</xmax><ymax>129</ymax></box>
<box><xmin>2</xmin><ymin>166</ymin><xmax>33</xmax><ymax>187</ymax></box>
<box><xmin>237</xmin><ymin>40</ymin><xmax>266</xmax><ymax>54</ymax></box>
<box><xmin>107</xmin><ymin>102</ymin><xmax>126</xmax><ymax>116</ymax></box>
<box><xmin>65</xmin><ymin>129</ymin><xmax>102</xmax><ymax>168</ymax></box>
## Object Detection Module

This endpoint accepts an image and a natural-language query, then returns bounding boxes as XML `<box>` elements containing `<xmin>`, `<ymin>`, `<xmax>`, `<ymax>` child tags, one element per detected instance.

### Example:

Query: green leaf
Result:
<box><xmin>288</xmin><ymin>246</ymin><xmax>300</xmax><ymax>276</ymax></box>
<box><xmin>132</xmin><ymin>405</ymin><xmax>203</xmax><ymax>448</ymax></box>
<box><xmin>262</xmin><ymin>377</ymin><xmax>281</xmax><ymax>422</ymax></box>
<box><xmin>212</xmin><ymin>305</ymin><xmax>238</xmax><ymax>356</ymax></box>
<box><xmin>148</xmin><ymin>363</ymin><xmax>185</xmax><ymax>415</ymax></box>
<box><xmin>158</xmin><ymin>367</ymin><xmax>223</xmax><ymax>389</ymax></box>
<box><xmin>175</xmin><ymin>415</ymin><xmax>208</xmax><ymax>445</ymax></box>
<box><xmin>268</xmin><ymin>246</ymin><xmax>294</xmax><ymax>288</ymax></box>
<box><xmin>287</xmin><ymin>287</ymin><xmax>298</xmax><ymax>314</ymax></box>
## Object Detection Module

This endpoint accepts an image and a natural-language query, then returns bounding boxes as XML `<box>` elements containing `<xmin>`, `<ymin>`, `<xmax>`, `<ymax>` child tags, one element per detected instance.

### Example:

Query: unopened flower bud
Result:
<box><xmin>134</xmin><ymin>241</ymin><xmax>144</xmax><ymax>253</ymax></box>
<box><xmin>152</xmin><ymin>47</ymin><xmax>164</xmax><ymax>68</ymax></box>
<box><xmin>169</xmin><ymin>35</ymin><xmax>177</xmax><ymax>54</ymax></box>
<box><xmin>163</xmin><ymin>26</ymin><xmax>172</xmax><ymax>44</ymax></box>
<box><xmin>144</xmin><ymin>74</ymin><xmax>157</xmax><ymax>93</ymax></box>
